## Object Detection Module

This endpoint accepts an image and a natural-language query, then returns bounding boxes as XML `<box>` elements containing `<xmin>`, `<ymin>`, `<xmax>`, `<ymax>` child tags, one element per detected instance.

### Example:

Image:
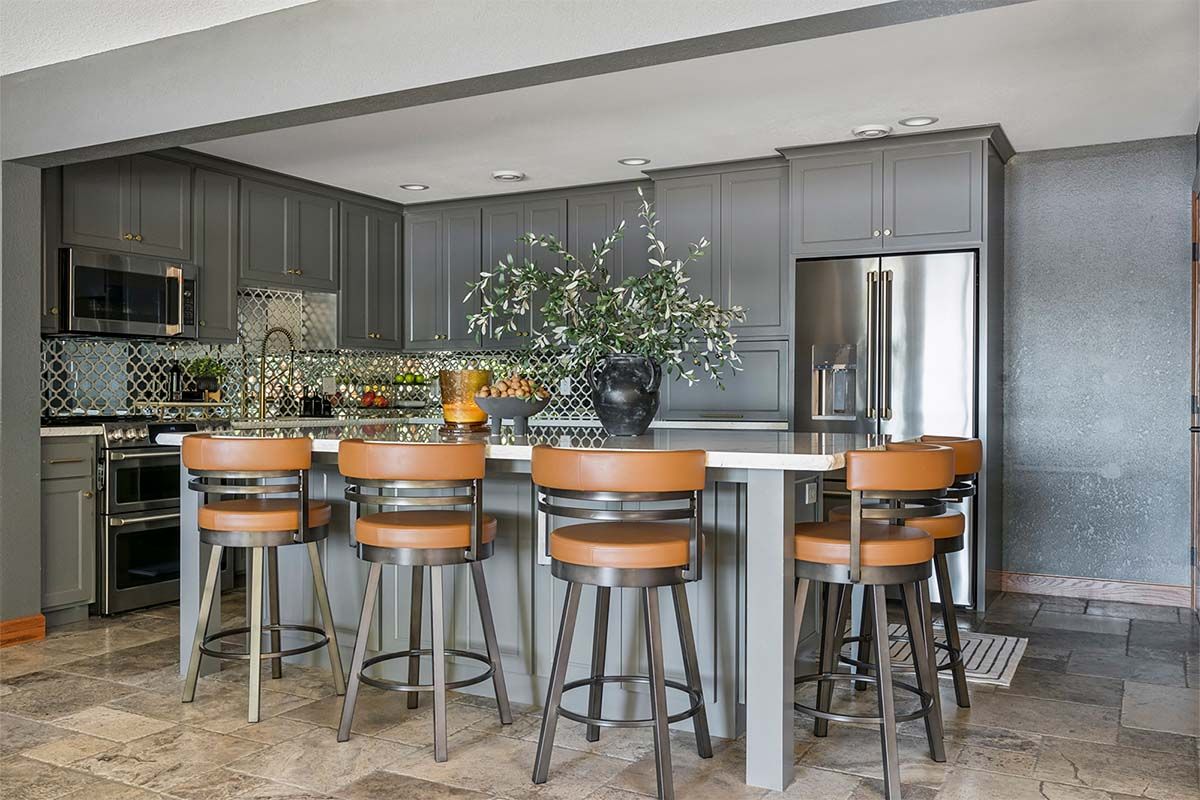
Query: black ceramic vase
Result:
<box><xmin>587</xmin><ymin>354</ymin><xmax>662</xmax><ymax>436</ymax></box>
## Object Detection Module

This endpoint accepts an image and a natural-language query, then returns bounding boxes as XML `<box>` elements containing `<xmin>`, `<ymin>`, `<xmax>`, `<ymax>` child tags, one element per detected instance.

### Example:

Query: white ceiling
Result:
<box><xmin>0</xmin><ymin>0</ymin><xmax>316</xmax><ymax>75</ymax></box>
<box><xmin>186</xmin><ymin>0</ymin><xmax>1196</xmax><ymax>205</ymax></box>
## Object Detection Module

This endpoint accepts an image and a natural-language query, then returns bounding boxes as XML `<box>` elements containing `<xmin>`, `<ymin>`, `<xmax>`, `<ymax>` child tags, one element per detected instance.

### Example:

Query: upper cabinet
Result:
<box><xmin>340</xmin><ymin>203</ymin><xmax>403</xmax><ymax>350</ymax></box>
<box><xmin>654</xmin><ymin>174</ymin><xmax>721</xmax><ymax>301</ymax></box>
<box><xmin>482</xmin><ymin>196</ymin><xmax>567</xmax><ymax>343</ymax></box>
<box><xmin>239</xmin><ymin>179</ymin><xmax>338</xmax><ymax>291</ymax></box>
<box><xmin>62</xmin><ymin>154</ymin><xmax>192</xmax><ymax>260</ymax></box>
<box><xmin>403</xmin><ymin>206</ymin><xmax>481</xmax><ymax>350</ymax></box>
<box><xmin>786</xmin><ymin>136</ymin><xmax>985</xmax><ymax>256</ymax></box>
<box><xmin>566</xmin><ymin>185</ymin><xmax>652</xmax><ymax>282</ymax></box>
<box><xmin>192</xmin><ymin>169</ymin><xmax>240</xmax><ymax>343</ymax></box>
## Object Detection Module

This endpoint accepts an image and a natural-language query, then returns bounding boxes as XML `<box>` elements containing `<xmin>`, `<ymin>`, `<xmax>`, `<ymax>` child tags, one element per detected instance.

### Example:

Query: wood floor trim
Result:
<box><xmin>0</xmin><ymin>613</ymin><xmax>46</xmax><ymax>647</ymax></box>
<box><xmin>987</xmin><ymin>570</ymin><xmax>1191</xmax><ymax>608</ymax></box>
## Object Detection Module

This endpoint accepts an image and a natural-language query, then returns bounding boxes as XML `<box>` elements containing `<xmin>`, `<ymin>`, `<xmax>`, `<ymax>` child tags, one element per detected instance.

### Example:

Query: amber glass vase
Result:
<box><xmin>439</xmin><ymin>369</ymin><xmax>492</xmax><ymax>433</ymax></box>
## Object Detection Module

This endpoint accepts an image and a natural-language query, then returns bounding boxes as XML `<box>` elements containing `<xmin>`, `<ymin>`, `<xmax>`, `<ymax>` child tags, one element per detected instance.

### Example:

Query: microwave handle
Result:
<box><xmin>165</xmin><ymin>265</ymin><xmax>183</xmax><ymax>337</ymax></box>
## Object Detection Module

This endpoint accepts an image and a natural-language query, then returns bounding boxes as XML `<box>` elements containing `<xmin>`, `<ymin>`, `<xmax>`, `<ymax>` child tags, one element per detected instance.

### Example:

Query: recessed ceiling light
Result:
<box><xmin>899</xmin><ymin>116</ymin><xmax>939</xmax><ymax>127</ymax></box>
<box><xmin>491</xmin><ymin>170</ymin><xmax>526</xmax><ymax>182</ymax></box>
<box><xmin>617</xmin><ymin>157</ymin><xmax>651</xmax><ymax>166</ymax></box>
<box><xmin>852</xmin><ymin>124</ymin><xmax>892</xmax><ymax>139</ymax></box>
<box><xmin>399</xmin><ymin>183</ymin><xmax>429</xmax><ymax>191</ymax></box>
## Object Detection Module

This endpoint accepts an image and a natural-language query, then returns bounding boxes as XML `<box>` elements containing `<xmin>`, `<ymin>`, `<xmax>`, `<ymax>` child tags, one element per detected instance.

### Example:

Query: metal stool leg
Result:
<box><xmin>855</xmin><ymin>587</ymin><xmax>874</xmax><ymax>691</ymax></box>
<box><xmin>915</xmin><ymin>579</ymin><xmax>946</xmax><ymax>761</ymax></box>
<box><xmin>672</xmin><ymin>584</ymin><xmax>713</xmax><ymax>759</ymax></box>
<box><xmin>533</xmin><ymin>582</ymin><xmax>582</xmax><ymax>784</ymax></box>
<box><xmin>338</xmin><ymin>561</ymin><xmax>380</xmax><ymax>742</ymax></box>
<box><xmin>870</xmin><ymin>585</ymin><xmax>902</xmax><ymax>800</ymax></box>
<box><xmin>901</xmin><ymin>582</ymin><xmax>946</xmax><ymax>763</ymax></box>
<box><xmin>585</xmin><ymin>586</ymin><xmax>611</xmax><ymax>742</ymax></box>
<box><xmin>815</xmin><ymin>583</ymin><xmax>849</xmax><ymax>737</ymax></box>
<box><xmin>933</xmin><ymin>554</ymin><xmax>970</xmax><ymax>708</ymax></box>
<box><xmin>470</xmin><ymin>561</ymin><xmax>512</xmax><ymax>725</ymax></box>
<box><xmin>792</xmin><ymin>577</ymin><xmax>810</xmax><ymax>656</ymax></box>
<box><xmin>183</xmin><ymin>544</ymin><xmax>223</xmax><ymax>703</ymax></box>
<box><xmin>643</xmin><ymin>587</ymin><xmax>675</xmax><ymax>800</ymax></box>
<box><xmin>267</xmin><ymin>547</ymin><xmax>283</xmax><ymax>680</ymax></box>
<box><xmin>247</xmin><ymin>547</ymin><xmax>265</xmax><ymax>723</ymax></box>
<box><xmin>430</xmin><ymin>565</ymin><xmax>449</xmax><ymax>762</ymax></box>
<box><xmin>308</xmin><ymin>542</ymin><xmax>346</xmax><ymax>695</ymax></box>
<box><xmin>407</xmin><ymin>565</ymin><xmax>424</xmax><ymax>710</ymax></box>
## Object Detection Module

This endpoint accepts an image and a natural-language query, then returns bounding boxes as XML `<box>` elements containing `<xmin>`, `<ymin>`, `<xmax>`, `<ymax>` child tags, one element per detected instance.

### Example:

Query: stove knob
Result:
<box><xmin>109</xmin><ymin>428</ymin><xmax>125</xmax><ymax>441</ymax></box>
<box><xmin>138</xmin><ymin>427</ymin><xmax>149</xmax><ymax>440</ymax></box>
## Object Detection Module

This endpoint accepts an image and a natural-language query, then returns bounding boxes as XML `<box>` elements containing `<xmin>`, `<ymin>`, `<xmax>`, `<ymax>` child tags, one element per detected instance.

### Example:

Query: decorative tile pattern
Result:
<box><xmin>42</xmin><ymin>288</ymin><xmax>597</xmax><ymax>421</ymax></box>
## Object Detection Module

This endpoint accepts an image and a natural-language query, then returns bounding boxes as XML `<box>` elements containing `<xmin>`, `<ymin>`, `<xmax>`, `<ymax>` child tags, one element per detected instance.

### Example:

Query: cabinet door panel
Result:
<box><xmin>193</xmin><ymin>169</ymin><xmax>239</xmax><ymax>342</ymax></box>
<box><xmin>722</xmin><ymin>167</ymin><xmax>788</xmax><ymax>337</ymax></box>
<box><xmin>614</xmin><ymin>187</ymin><xmax>652</xmax><ymax>281</ymax></box>
<box><xmin>656</xmin><ymin>174</ymin><xmax>721</xmax><ymax>300</ymax></box>
<box><xmin>40</xmin><ymin>474</ymin><xmax>96</xmax><ymax>611</ymax></box>
<box><xmin>289</xmin><ymin>191</ymin><xmax>338</xmax><ymax>290</ymax></box>
<box><xmin>129</xmin><ymin>155</ymin><xmax>191</xmax><ymax>260</ymax></box>
<box><xmin>660</xmin><ymin>339</ymin><xmax>789</xmax><ymax>421</ymax></box>
<box><xmin>374</xmin><ymin>210</ymin><xmax>403</xmax><ymax>349</ymax></box>
<box><xmin>239</xmin><ymin>180</ymin><xmax>289</xmax><ymax>285</ymax></box>
<box><xmin>404</xmin><ymin>212</ymin><xmax>443</xmax><ymax>349</ymax></box>
<box><xmin>525</xmin><ymin>197</ymin><xmax>566</xmax><ymax>333</ymax></box>
<box><xmin>790</xmin><ymin>152</ymin><xmax>883</xmax><ymax>255</ymax></box>
<box><xmin>445</xmin><ymin>208</ymin><xmax>482</xmax><ymax>348</ymax></box>
<box><xmin>567</xmin><ymin>191</ymin><xmax>615</xmax><ymax>270</ymax></box>
<box><xmin>883</xmin><ymin>140</ymin><xmax>982</xmax><ymax>248</ymax></box>
<box><xmin>339</xmin><ymin>203</ymin><xmax>374</xmax><ymax>349</ymax></box>
<box><xmin>62</xmin><ymin>158</ymin><xmax>130</xmax><ymax>252</ymax></box>
<box><xmin>482</xmin><ymin>202</ymin><xmax>525</xmax><ymax>347</ymax></box>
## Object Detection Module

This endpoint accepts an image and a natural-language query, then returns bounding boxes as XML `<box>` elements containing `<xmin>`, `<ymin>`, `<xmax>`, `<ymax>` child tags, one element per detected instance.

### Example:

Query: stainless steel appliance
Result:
<box><xmin>796</xmin><ymin>252</ymin><xmax>978</xmax><ymax>606</ymax></box>
<box><xmin>60</xmin><ymin>247</ymin><xmax>197</xmax><ymax>339</ymax></box>
<box><xmin>95</xmin><ymin>416</ymin><xmax>229</xmax><ymax>614</ymax></box>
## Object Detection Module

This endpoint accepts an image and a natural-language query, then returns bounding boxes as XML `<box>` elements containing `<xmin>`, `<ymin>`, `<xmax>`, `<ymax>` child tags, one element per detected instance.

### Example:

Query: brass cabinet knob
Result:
<box><xmin>133</xmin><ymin>233</ymin><xmax>143</xmax><ymax>242</ymax></box>
<box><xmin>82</xmin><ymin>491</ymin><xmax>93</xmax><ymax>499</ymax></box>
<box><xmin>49</xmin><ymin>306</ymin><xmax>58</xmax><ymax>315</ymax></box>
<box><xmin>294</xmin><ymin>268</ymin><xmax>303</xmax><ymax>276</ymax></box>
<box><xmin>199</xmin><ymin>320</ymin><xmax>206</xmax><ymax>327</ymax></box>
<box><xmin>123</xmin><ymin>233</ymin><xmax>134</xmax><ymax>241</ymax></box>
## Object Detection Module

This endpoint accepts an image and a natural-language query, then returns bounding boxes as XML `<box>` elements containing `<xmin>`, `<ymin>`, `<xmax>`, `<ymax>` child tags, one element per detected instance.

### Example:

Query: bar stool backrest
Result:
<box><xmin>183</xmin><ymin>434</ymin><xmax>314</xmax><ymax>540</ymax></box>
<box><xmin>531</xmin><ymin>446</ymin><xmax>706</xmax><ymax>579</ymax></box>
<box><xmin>841</xmin><ymin>442</ymin><xmax>954</xmax><ymax>582</ymax></box>
<box><xmin>337</xmin><ymin>439</ymin><xmax>487</xmax><ymax>560</ymax></box>
<box><xmin>916</xmin><ymin>435</ymin><xmax>981</xmax><ymax>500</ymax></box>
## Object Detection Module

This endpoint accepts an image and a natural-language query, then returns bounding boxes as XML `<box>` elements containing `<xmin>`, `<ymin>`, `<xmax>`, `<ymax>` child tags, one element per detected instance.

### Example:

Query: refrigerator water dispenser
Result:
<box><xmin>811</xmin><ymin>344</ymin><xmax>857</xmax><ymax>420</ymax></box>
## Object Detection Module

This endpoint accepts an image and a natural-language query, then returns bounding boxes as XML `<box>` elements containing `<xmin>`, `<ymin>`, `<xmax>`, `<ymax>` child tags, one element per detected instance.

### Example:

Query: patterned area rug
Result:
<box><xmin>852</xmin><ymin>624</ymin><xmax>1028</xmax><ymax>687</ymax></box>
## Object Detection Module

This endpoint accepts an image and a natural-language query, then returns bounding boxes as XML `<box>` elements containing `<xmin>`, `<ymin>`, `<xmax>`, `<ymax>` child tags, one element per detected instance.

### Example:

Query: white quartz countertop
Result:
<box><xmin>40</xmin><ymin>425</ymin><xmax>104</xmax><ymax>437</ymax></box>
<box><xmin>229</xmin><ymin>416</ymin><xmax>789</xmax><ymax>431</ymax></box>
<box><xmin>158</xmin><ymin>420</ymin><xmax>877</xmax><ymax>471</ymax></box>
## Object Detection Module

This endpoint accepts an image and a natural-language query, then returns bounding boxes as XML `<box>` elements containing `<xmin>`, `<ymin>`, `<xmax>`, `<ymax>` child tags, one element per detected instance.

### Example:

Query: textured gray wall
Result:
<box><xmin>1003</xmin><ymin>136</ymin><xmax>1194</xmax><ymax>586</ymax></box>
<box><xmin>1</xmin><ymin>161</ymin><xmax>44</xmax><ymax>620</ymax></box>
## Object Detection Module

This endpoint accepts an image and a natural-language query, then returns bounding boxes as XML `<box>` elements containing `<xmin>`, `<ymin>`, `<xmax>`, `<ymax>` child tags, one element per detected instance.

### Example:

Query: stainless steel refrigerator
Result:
<box><xmin>796</xmin><ymin>251</ymin><xmax>977</xmax><ymax>606</ymax></box>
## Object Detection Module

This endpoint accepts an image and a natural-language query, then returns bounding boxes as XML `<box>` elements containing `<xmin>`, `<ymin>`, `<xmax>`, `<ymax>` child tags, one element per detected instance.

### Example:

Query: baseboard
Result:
<box><xmin>0</xmin><ymin>613</ymin><xmax>46</xmax><ymax>647</ymax></box>
<box><xmin>987</xmin><ymin>570</ymin><xmax>1190</xmax><ymax>608</ymax></box>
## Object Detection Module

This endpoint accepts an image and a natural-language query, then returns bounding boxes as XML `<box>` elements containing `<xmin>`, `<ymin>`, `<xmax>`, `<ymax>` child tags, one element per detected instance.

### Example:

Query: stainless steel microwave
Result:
<box><xmin>61</xmin><ymin>248</ymin><xmax>197</xmax><ymax>339</ymax></box>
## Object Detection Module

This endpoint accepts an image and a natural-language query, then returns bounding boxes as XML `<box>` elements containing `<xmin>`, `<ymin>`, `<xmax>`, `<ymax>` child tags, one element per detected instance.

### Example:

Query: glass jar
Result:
<box><xmin>439</xmin><ymin>368</ymin><xmax>491</xmax><ymax>432</ymax></box>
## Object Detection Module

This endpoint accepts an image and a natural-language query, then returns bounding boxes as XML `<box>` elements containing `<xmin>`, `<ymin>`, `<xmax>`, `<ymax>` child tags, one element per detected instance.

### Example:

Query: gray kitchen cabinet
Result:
<box><xmin>42</xmin><ymin>167</ymin><xmax>64</xmax><ymax>333</ymax></box>
<box><xmin>883</xmin><ymin>139</ymin><xmax>983</xmax><ymax>249</ymax></box>
<box><xmin>340</xmin><ymin>203</ymin><xmax>403</xmax><ymax>350</ymax></box>
<box><xmin>566</xmin><ymin>185</ymin><xmax>652</xmax><ymax>281</ymax></box>
<box><xmin>481</xmin><ymin>201</ymin><xmax>526</xmax><ymax>347</ymax></box>
<box><xmin>660</xmin><ymin>339</ymin><xmax>789</xmax><ymax>422</ymax></box>
<box><xmin>403</xmin><ymin>206</ymin><xmax>481</xmax><ymax>350</ymax></box>
<box><xmin>721</xmin><ymin>166</ymin><xmax>789</xmax><ymax>338</ymax></box>
<box><xmin>239</xmin><ymin>179</ymin><xmax>338</xmax><ymax>291</ymax></box>
<box><xmin>654</xmin><ymin>174</ymin><xmax>721</xmax><ymax>300</ymax></box>
<box><xmin>789</xmin><ymin>150</ymin><xmax>884</xmax><ymax>256</ymax></box>
<box><xmin>39</xmin><ymin>437</ymin><xmax>96</xmax><ymax>612</ymax></box>
<box><xmin>613</xmin><ymin>186</ymin><xmax>652</xmax><ymax>280</ymax></box>
<box><xmin>62</xmin><ymin>155</ymin><xmax>192</xmax><ymax>260</ymax></box>
<box><xmin>404</xmin><ymin>210</ymin><xmax>442</xmax><ymax>349</ymax></box>
<box><xmin>567</xmin><ymin>189</ymin><xmax>615</xmax><ymax>269</ymax></box>
<box><xmin>445</xmin><ymin>208</ymin><xmax>483</xmax><ymax>348</ymax></box>
<box><xmin>192</xmin><ymin>169</ymin><xmax>239</xmax><ymax>343</ymax></box>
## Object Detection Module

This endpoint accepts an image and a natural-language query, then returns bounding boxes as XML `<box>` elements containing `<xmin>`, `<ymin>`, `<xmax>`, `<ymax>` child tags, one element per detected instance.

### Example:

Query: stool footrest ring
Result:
<box><xmin>357</xmin><ymin>648</ymin><xmax>494</xmax><ymax>693</ymax></box>
<box><xmin>794</xmin><ymin>670</ymin><xmax>933</xmax><ymax>725</ymax></box>
<box><xmin>842</xmin><ymin>633</ymin><xmax>964</xmax><ymax>672</ymax></box>
<box><xmin>556</xmin><ymin>675</ymin><xmax>703</xmax><ymax>728</ymax></box>
<box><xmin>199</xmin><ymin>624</ymin><xmax>329</xmax><ymax>661</ymax></box>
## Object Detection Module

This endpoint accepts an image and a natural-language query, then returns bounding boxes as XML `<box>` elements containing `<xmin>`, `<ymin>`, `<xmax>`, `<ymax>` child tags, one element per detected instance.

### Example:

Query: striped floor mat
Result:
<box><xmin>847</xmin><ymin>624</ymin><xmax>1028</xmax><ymax>687</ymax></box>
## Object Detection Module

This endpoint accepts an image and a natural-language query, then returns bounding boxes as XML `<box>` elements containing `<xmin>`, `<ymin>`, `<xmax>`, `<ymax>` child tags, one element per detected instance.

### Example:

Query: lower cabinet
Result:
<box><xmin>40</xmin><ymin>438</ymin><xmax>97</xmax><ymax>612</ymax></box>
<box><xmin>659</xmin><ymin>339</ymin><xmax>790</xmax><ymax>422</ymax></box>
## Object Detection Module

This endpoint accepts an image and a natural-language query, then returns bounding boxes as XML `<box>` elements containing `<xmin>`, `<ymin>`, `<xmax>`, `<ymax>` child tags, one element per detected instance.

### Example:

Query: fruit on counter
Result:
<box><xmin>374</xmin><ymin>394</ymin><xmax>389</xmax><ymax>408</ymax></box>
<box><xmin>476</xmin><ymin>374</ymin><xmax>551</xmax><ymax>401</ymax></box>
<box><xmin>393</xmin><ymin>372</ymin><xmax>428</xmax><ymax>385</ymax></box>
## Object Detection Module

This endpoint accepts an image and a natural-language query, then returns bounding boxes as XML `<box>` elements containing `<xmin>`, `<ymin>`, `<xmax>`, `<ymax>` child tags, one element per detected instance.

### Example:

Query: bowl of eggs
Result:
<box><xmin>474</xmin><ymin>374</ymin><xmax>551</xmax><ymax>435</ymax></box>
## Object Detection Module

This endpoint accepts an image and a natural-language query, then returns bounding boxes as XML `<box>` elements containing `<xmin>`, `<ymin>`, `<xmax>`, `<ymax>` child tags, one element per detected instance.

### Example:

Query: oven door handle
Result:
<box><xmin>109</xmin><ymin>512</ymin><xmax>180</xmax><ymax>527</ymax></box>
<box><xmin>107</xmin><ymin>449</ymin><xmax>180</xmax><ymax>461</ymax></box>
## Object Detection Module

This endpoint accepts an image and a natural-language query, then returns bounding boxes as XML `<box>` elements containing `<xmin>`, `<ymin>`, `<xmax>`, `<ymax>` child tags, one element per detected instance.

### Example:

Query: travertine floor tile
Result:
<box><xmin>334</xmin><ymin>768</ymin><xmax>492</xmax><ymax>799</ymax></box>
<box><xmin>1085</xmin><ymin>601</ymin><xmax>1180</xmax><ymax>623</ymax></box>
<box><xmin>55</xmin><ymin>705</ymin><xmax>176</xmax><ymax>742</ymax></box>
<box><xmin>1034</xmin><ymin>736</ymin><xmax>1200</xmax><ymax>799</ymax></box>
<box><xmin>0</xmin><ymin>711</ymin><xmax>72</xmax><ymax>757</ymax></box>
<box><xmin>0</xmin><ymin>754</ymin><xmax>98</xmax><ymax>800</ymax></box>
<box><xmin>764</xmin><ymin>765</ymin><xmax>862</xmax><ymax>799</ymax></box>
<box><xmin>609</xmin><ymin>734</ymin><xmax>766</xmax><ymax>800</ymax></box>
<box><xmin>226</xmin><ymin>714</ymin><xmax>322</xmax><ymax>745</ymax></box>
<box><xmin>1065</xmin><ymin>647</ymin><xmax>1188</xmax><ymax>687</ymax></box>
<box><xmin>953</xmin><ymin>691</ymin><xmax>1120</xmax><ymax>743</ymax></box>
<box><xmin>0</xmin><ymin>670</ymin><xmax>138</xmax><ymax>721</ymax></box>
<box><xmin>57</xmin><ymin>780</ymin><xmax>166</xmax><ymax>800</ymax></box>
<box><xmin>21</xmin><ymin>732</ymin><xmax>117</xmax><ymax>766</ymax></box>
<box><xmin>167</xmin><ymin>766</ymin><xmax>333</xmax><ymax>799</ymax></box>
<box><xmin>938</xmin><ymin>767</ymin><xmax>1137</xmax><ymax>800</ymax></box>
<box><xmin>0</xmin><ymin>641</ymin><xmax>86</xmax><ymax>679</ymax></box>
<box><xmin>281</xmin><ymin>686</ymin><xmax>424</xmax><ymax>736</ymax></box>
<box><xmin>1116</xmin><ymin>725</ymin><xmax>1200</xmax><ymax>755</ymax></box>
<box><xmin>374</xmin><ymin>699</ymin><xmax>500</xmax><ymax>747</ymax></box>
<box><xmin>107</xmin><ymin>685</ymin><xmax>312</xmax><ymax>734</ymax></box>
<box><xmin>71</xmin><ymin>725</ymin><xmax>266</xmax><ymax>792</ymax></box>
<box><xmin>1128</xmin><ymin>620</ymin><xmax>1199</xmax><ymax>656</ymax></box>
<box><xmin>225</xmin><ymin>726</ymin><xmax>418</xmax><ymax>795</ymax></box>
<box><xmin>1033</xmin><ymin>610</ymin><xmax>1130</xmax><ymax>636</ymax></box>
<box><xmin>953</xmin><ymin>743</ymin><xmax>1037</xmax><ymax>776</ymax></box>
<box><xmin>208</xmin><ymin>662</ymin><xmax>340</xmax><ymax>701</ymax></box>
<box><xmin>54</xmin><ymin>637</ymin><xmax>180</xmax><ymax>686</ymax></box>
<box><xmin>998</xmin><ymin>667</ymin><xmax>1125</xmax><ymax>707</ymax></box>
<box><xmin>1121</xmin><ymin>681</ymin><xmax>1200</xmax><ymax>737</ymax></box>
<box><xmin>793</xmin><ymin>726</ymin><xmax>956</xmax><ymax>789</ymax></box>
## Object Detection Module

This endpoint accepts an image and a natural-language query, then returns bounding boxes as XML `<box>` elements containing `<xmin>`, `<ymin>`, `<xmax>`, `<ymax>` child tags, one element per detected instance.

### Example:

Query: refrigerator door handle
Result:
<box><xmin>866</xmin><ymin>271</ymin><xmax>878</xmax><ymax>420</ymax></box>
<box><xmin>881</xmin><ymin>269</ymin><xmax>894</xmax><ymax>420</ymax></box>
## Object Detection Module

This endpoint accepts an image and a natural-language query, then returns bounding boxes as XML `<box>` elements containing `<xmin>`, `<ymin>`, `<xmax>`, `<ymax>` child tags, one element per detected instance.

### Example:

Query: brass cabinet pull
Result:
<box><xmin>49</xmin><ymin>306</ymin><xmax>59</xmax><ymax>315</ymax></box>
<box><xmin>82</xmin><ymin>491</ymin><xmax>93</xmax><ymax>499</ymax></box>
<box><xmin>199</xmin><ymin>320</ymin><xmax>206</xmax><ymax>327</ymax></box>
<box><xmin>123</xmin><ymin>233</ymin><xmax>134</xmax><ymax>241</ymax></box>
<box><xmin>47</xmin><ymin>457</ymin><xmax>84</xmax><ymax>464</ymax></box>
<box><xmin>699</xmin><ymin>412</ymin><xmax>745</xmax><ymax>419</ymax></box>
<box><xmin>133</xmin><ymin>233</ymin><xmax>143</xmax><ymax>242</ymax></box>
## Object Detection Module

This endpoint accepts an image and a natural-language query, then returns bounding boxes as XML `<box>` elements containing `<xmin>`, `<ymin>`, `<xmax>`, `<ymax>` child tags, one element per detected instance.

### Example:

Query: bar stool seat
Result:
<box><xmin>550</xmin><ymin>522</ymin><xmax>690</xmax><ymax>569</ymax></box>
<box><xmin>827</xmin><ymin>506</ymin><xmax>964</xmax><ymax>540</ymax></box>
<box><xmin>199</xmin><ymin>499</ymin><xmax>332</xmax><ymax>531</ymax></box>
<box><xmin>356</xmin><ymin>511</ymin><xmax>497</xmax><ymax>549</ymax></box>
<box><xmin>795</xmin><ymin>520</ymin><xmax>933</xmax><ymax>566</ymax></box>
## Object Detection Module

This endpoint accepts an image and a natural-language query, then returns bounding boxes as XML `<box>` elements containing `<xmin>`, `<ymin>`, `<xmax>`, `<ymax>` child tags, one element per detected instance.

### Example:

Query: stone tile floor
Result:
<box><xmin>0</xmin><ymin>592</ymin><xmax>1195</xmax><ymax>799</ymax></box>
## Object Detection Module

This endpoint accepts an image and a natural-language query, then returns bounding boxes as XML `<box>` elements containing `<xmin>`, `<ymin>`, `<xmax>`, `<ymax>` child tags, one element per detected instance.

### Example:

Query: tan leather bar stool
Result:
<box><xmin>182</xmin><ymin>435</ymin><xmax>346</xmax><ymax>723</ymax></box>
<box><xmin>793</xmin><ymin>442</ymin><xmax>953</xmax><ymax>800</ymax></box>
<box><xmin>831</xmin><ymin>436</ymin><xmax>981</xmax><ymax>709</ymax></box>
<box><xmin>336</xmin><ymin>439</ymin><xmax>511</xmax><ymax>762</ymax></box>
<box><xmin>531</xmin><ymin>446</ymin><xmax>712</xmax><ymax>800</ymax></box>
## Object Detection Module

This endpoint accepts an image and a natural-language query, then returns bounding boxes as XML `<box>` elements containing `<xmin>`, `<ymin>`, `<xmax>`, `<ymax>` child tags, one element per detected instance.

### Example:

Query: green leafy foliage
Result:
<box><xmin>465</xmin><ymin>189</ymin><xmax>745</xmax><ymax>386</ymax></box>
<box><xmin>185</xmin><ymin>356</ymin><xmax>229</xmax><ymax>380</ymax></box>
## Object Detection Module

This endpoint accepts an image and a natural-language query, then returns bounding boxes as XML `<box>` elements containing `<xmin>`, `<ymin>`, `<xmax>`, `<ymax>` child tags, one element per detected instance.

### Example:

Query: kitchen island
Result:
<box><xmin>164</xmin><ymin>421</ymin><xmax>879</xmax><ymax>791</ymax></box>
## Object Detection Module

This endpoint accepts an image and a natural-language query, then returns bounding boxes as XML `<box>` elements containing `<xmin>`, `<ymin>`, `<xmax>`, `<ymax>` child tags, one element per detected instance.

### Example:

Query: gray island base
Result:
<box><xmin>165</xmin><ymin>422</ymin><xmax>880</xmax><ymax>791</ymax></box>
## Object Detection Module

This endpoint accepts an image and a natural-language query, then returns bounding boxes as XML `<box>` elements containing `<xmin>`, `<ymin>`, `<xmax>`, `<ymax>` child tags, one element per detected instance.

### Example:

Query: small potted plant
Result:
<box><xmin>465</xmin><ymin>189</ymin><xmax>744</xmax><ymax>436</ymax></box>
<box><xmin>186</xmin><ymin>356</ymin><xmax>229</xmax><ymax>402</ymax></box>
